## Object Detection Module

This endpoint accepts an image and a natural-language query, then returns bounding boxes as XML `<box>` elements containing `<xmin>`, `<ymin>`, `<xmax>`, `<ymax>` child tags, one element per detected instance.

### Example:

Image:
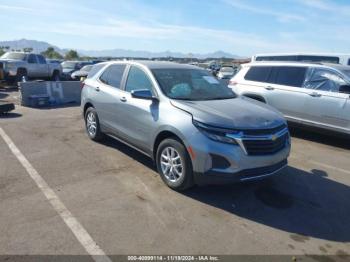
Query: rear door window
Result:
<box><xmin>99</xmin><ymin>64</ymin><xmax>126</xmax><ymax>88</ymax></box>
<box><xmin>28</xmin><ymin>54</ymin><xmax>37</xmax><ymax>64</ymax></box>
<box><xmin>244</xmin><ymin>66</ymin><xmax>272</xmax><ymax>83</ymax></box>
<box><xmin>272</xmin><ymin>66</ymin><xmax>307</xmax><ymax>87</ymax></box>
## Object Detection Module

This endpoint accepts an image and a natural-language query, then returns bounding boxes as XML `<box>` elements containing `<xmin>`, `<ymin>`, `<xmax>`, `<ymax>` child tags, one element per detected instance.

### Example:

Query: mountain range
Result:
<box><xmin>0</xmin><ymin>39</ymin><xmax>241</xmax><ymax>59</ymax></box>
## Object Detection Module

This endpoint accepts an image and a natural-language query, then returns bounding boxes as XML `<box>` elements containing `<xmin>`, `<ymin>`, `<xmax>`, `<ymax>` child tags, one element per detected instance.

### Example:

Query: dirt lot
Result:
<box><xmin>0</xmin><ymin>89</ymin><xmax>349</xmax><ymax>260</ymax></box>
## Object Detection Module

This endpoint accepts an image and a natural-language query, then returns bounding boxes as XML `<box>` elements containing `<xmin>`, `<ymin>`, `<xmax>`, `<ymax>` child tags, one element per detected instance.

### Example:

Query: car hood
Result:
<box><xmin>170</xmin><ymin>97</ymin><xmax>285</xmax><ymax>129</ymax></box>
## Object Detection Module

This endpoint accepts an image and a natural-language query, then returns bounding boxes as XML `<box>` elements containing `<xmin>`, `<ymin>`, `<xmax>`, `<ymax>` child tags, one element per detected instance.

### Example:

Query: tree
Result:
<box><xmin>65</xmin><ymin>50</ymin><xmax>79</xmax><ymax>60</ymax></box>
<box><xmin>41</xmin><ymin>47</ymin><xmax>63</xmax><ymax>59</ymax></box>
<box><xmin>0</xmin><ymin>48</ymin><xmax>4</xmax><ymax>56</ymax></box>
<box><xmin>23</xmin><ymin>47</ymin><xmax>33</xmax><ymax>53</ymax></box>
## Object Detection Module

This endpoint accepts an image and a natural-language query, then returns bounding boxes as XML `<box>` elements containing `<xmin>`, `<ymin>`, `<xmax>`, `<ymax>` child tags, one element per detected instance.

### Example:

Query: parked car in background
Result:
<box><xmin>252</xmin><ymin>53</ymin><xmax>350</xmax><ymax>65</ymax></box>
<box><xmin>229</xmin><ymin>62</ymin><xmax>350</xmax><ymax>135</ymax></box>
<box><xmin>81</xmin><ymin>61</ymin><xmax>290</xmax><ymax>190</ymax></box>
<box><xmin>0</xmin><ymin>52</ymin><xmax>62</xmax><ymax>83</ymax></box>
<box><xmin>217</xmin><ymin>66</ymin><xmax>236</xmax><ymax>79</ymax></box>
<box><xmin>61</xmin><ymin>61</ymin><xmax>93</xmax><ymax>80</ymax></box>
<box><xmin>71</xmin><ymin>65</ymin><xmax>93</xmax><ymax>81</ymax></box>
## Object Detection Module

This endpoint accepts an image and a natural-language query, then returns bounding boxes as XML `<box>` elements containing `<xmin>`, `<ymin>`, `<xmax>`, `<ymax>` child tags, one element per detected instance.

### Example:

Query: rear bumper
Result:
<box><xmin>194</xmin><ymin>159</ymin><xmax>288</xmax><ymax>185</ymax></box>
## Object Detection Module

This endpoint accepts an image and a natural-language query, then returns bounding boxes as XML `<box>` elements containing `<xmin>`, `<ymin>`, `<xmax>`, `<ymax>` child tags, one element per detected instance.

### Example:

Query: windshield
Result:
<box><xmin>61</xmin><ymin>62</ymin><xmax>78</xmax><ymax>69</ymax></box>
<box><xmin>152</xmin><ymin>68</ymin><xmax>236</xmax><ymax>101</ymax></box>
<box><xmin>221</xmin><ymin>67</ymin><xmax>234</xmax><ymax>73</ymax></box>
<box><xmin>1</xmin><ymin>52</ymin><xmax>27</xmax><ymax>61</ymax></box>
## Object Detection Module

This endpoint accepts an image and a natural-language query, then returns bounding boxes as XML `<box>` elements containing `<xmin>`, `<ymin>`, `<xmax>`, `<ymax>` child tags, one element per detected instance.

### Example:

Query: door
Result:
<box><xmin>92</xmin><ymin>64</ymin><xmax>127</xmax><ymax>133</ymax></box>
<box><xmin>26</xmin><ymin>54</ymin><xmax>39</xmax><ymax>77</ymax></box>
<box><xmin>263</xmin><ymin>66</ymin><xmax>308</xmax><ymax>120</ymax></box>
<box><xmin>117</xmin><ymin>65</ymin><xmax>159</xmax><ymax>154</ymax></box>
<box><xmin>302</xmin><ymin>67</ymin><xmax>350</xmax><ymax>130</ymax></box>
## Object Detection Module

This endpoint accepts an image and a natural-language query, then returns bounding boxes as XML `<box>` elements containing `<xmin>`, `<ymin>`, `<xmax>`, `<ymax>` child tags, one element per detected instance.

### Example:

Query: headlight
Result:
<box><xmin>193</xmin><ymin>120</ymin><xmax>239</xmax><ymax>145</ymax></box>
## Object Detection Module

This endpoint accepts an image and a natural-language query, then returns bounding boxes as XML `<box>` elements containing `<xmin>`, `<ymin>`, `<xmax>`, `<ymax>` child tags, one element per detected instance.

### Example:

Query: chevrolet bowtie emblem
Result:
<box><xmin>271</xmin><ymin>135</ymin><xmax>278</xmax><ymax>141</ymax></box>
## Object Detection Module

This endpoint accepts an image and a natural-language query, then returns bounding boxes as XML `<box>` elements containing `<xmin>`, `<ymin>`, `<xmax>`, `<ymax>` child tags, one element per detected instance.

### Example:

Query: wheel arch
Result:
<box><xmin>242</xmin><ymin>93</ymin><xmax>267</xmax><ymax>103</ymax></box>
<box><xmin>152</xmin><ymin>129</ymin><xmax>187</xmax><ymax>162</ymax></box>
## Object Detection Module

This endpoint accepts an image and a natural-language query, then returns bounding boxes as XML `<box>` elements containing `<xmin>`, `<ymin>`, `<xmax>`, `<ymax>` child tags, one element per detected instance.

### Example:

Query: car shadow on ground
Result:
<box><xmin>36</xmin><ymin>102</ymin><xmax>81</xmax><ymax>110</ymax></box>
<box><xmin>183</xmin><ymin>166</ymin><xmax>350</xmax><ymax>242</ymax></box>
<box><xmin>289</xmin><ymin>125</ymin><xmax>350</xmax><ymax>150</ymax></box>
<box><xmin>0</xmin><ymin>112</ymin><xmax>22</xmax><ymax>118</ymax></box>
<box><xmin>100</xmin><ymin>136</ymin><xmax>350</xmax><ymax>243</ymax></box>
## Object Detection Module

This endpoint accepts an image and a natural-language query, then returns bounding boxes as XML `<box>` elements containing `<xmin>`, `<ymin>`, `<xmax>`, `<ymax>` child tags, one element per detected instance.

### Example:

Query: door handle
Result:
<box><xmin>120</xmin><ymin>97</ymin><xmax>127</xmax><ymax>102</ymax></box>
<box><xmin>95</xmin><ymin>86</ymin><xmax>100</xmax><ymax>92</ymax></box>
<box><xmin>265</xmin><ymin>86</ymin><xmax>274</xmax><ymax>90</ymax></box>
<box><xmin>309</xmin><ymin>92</ymin><xmax>321</xmax><ymax>97</ymax></box>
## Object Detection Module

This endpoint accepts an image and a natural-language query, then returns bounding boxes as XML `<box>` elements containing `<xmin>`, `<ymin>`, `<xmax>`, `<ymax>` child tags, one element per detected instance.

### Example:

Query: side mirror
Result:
<box><xmin>339</xmin><ymin>85</ymin><xmax>350</xmax><ymax>94</ymax></box>
<box><xmin>131</xmin><ymin>89</ymin><xmax>158</xmax><ymax>101</ymax></box>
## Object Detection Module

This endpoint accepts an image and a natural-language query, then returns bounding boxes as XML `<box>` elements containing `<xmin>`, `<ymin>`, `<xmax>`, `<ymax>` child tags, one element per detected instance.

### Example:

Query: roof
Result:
<box><xmin>105</xmin><ymin>60</ymin><xmax>200</xmax><ymax>70</ymax></box>
<box><xmin>254</xmin><ymin>53</ymin><xmax>350</xmax><ymax>57</ymax></box>
<box><xmin>243</xmin><ymin>61</ymin><xmax>350</xmax><ymax>70</ymax></box>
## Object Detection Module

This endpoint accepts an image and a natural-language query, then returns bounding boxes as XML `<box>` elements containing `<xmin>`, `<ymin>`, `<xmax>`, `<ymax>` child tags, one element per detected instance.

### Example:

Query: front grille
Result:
<box><xmin>242</xmin><ymin>124</ymin><xmax>287</xmax><ymax>136</ymax></box>
<box><xmin>243</xmin><ymin>133</ymin><xmax>289</xmax><ymax>156</ymax></box>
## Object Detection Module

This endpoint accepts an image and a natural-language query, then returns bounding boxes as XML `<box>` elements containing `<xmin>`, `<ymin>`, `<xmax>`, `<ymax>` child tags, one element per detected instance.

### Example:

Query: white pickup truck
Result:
<box><xmin>0</xmin><ymin>52</ymin><xmax>62</xmax><ymax>83</ymax></box>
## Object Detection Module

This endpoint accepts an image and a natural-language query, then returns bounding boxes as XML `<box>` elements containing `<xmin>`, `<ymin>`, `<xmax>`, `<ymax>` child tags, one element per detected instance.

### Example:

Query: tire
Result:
<box><xmin>156</xmin><ymin>138</ymin><xmax>194</xmax><ymax>191</ymax></box>
<box><xmin>85</xmin><ymin>107</ymin><xmax>104</xmax><ymax>141</ymax></box>
<box><xmin>52</xmin><ymin>71</ymin><xmax>60</xmax><ymax>81</ymax></box>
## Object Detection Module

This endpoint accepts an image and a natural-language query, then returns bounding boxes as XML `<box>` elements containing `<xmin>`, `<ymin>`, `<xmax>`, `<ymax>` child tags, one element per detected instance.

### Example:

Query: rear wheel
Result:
<box><xmin>156</xmin><ymin>138</ymin><xmax>194</xmax><ymax>191</ymax></box>
<box><xmin>85</xmin><ymin>107</ymin><xmax>104</xmax><ymax>141</ymax></box>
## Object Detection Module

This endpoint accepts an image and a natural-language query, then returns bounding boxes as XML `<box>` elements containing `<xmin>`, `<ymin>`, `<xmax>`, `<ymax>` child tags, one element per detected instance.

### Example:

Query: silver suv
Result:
<box><xmin>230</xmin><ymin>62</ymin><xmax>350</xmax><ymax>135</ymax></box>
<box><xmin>81</xmin><ymin>61</ymin><xmax>291</xmax><ymax>190</ymax></box>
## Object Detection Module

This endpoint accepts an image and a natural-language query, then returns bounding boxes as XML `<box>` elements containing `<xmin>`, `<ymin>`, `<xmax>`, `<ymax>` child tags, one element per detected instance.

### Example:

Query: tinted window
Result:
<box><xmin>348</xmin><ymin>59</ymin><xmax>350</xmax><ymax>66</ymax></box>
<box><xmin>304</xmin><ymin>68</ymin><xmax>346</xmax><ymax>92</ymax></box>
<box><xmin>125</xmin><ymin>66</ymin><xmax>153</xmax><ymax>93</ymax></box>
<box><xmin>99</xmin><ymin>64</ymin><xmax>126</xmax><ymax>88</ymax></box>
<box><xmin>298</xmin><ymin>55</ymin><xmax>339</xmax><ymax>64</ymax></box>
<box><xmin>37</xmin><ymin>55</ymin><xmax>46</xmax><ymax>64</ymax></box>
<box><xmin>256</xmin><ymin>56</ymin><xmax>297</xmax><ymax>62</ymax></box>
<box><xmin>244</xmin><ymin>66</ymin><xmax>272</xmax><ymax>82</ymax></box>
<box><xmin>272</xmin><ymin>67</ymin><xmax>306</xmax><ymax>87</ymax></box>
<box><xmin>28</xmin><ymin>54</ymin><xmax>37</xmax><ymax>64</ymax></box>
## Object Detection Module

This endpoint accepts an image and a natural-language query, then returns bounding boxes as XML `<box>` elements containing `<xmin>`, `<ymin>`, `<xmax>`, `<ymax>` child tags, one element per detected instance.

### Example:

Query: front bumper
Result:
<box><xmin>194</xmin><ymin>159</ymin><xmax>288</xmax><ymax>185</ymax></box>
<box><xmin>188</xmin><ymin>129</ymin><xmax>291</xmax><ymax>185</ymax></box>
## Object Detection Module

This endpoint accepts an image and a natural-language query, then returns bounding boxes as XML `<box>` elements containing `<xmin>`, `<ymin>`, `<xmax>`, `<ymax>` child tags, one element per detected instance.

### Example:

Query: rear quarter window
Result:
<box><xmin>87</xmin><ymin>64</ymin><xmax>105</xmax><ymax>79</ymax></box>
<box><xmin>244</xmin><ymin>66</ymin><xmax>272</xmax><ymax>82</ymax></box>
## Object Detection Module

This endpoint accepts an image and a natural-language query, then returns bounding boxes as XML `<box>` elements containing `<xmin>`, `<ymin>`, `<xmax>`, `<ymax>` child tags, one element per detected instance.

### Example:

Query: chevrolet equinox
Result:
<box><xmin>81</xmin><ymin>61</ymin><xmax>291</xmax><ymax>190</ymax></box>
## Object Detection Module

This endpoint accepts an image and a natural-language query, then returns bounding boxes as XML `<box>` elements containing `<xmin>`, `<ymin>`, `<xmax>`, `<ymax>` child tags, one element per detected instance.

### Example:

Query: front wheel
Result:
<box><xmin>85</xmin><ymin>107</ymin><xmax>104</xmax><ymax>141</ymax></box>
<box><xmin>156</xmin><ymin>138</ymin><xmax>194</xmax><ymax>191</ymax></box>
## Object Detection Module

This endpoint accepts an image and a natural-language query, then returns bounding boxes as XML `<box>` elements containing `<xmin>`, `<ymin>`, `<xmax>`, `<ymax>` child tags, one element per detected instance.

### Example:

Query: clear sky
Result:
<box><xmin>1</xmin><ymin>0</ymin><xmax>350</xmax><ymax>56</ymax></box>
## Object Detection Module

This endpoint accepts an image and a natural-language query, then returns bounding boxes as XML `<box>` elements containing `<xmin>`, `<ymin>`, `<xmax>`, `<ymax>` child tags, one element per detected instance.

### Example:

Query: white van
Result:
<box><xmin>252</xmin><ymin>53</ymin><xmax>350</xmax><ymax>66</ymax></box>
